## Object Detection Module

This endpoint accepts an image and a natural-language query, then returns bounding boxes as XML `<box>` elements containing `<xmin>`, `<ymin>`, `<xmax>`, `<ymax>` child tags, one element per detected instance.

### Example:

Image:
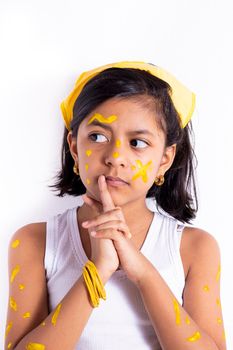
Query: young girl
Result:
<box><xmin>5</xmin><ymin>61</ymin><xmax>226</xmax><ymax>350</ymax></box>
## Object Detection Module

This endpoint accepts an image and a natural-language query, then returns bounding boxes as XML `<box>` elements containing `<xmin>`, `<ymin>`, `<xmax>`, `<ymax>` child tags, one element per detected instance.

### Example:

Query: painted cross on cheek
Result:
<box><xmin>131</xmin><ymin>160</ymin><xmax>153</xmax><ymax>183</ymax></box>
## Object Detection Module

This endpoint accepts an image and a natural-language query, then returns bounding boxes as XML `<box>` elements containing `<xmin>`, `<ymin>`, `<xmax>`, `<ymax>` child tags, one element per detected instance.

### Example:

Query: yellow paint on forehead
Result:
<box><xmin>216</xmin><ymin>265</ymin><xmax>221</xmax><ymax>282</ymax></box>
<box><xmin>11</xmin><ymin>239</ymin><xmax>20</xmax><ymax>248</ymax></box>
<box><xmin>51</xmin><ymin>303</ymin><xmax>62</xmax><ymax>326</ymax></box>
<box><xmin>115</xmin><ymin>139</ymin><xmax>121</xmax><ymax>148</ymax></box>
<box><xmin>113</xmin><ymin>152</ymin><xmax>119</xmax><ymax>158</ymax></box>
<box><xmin>26</xmin><ymin>343</ymin><xmax>45</xmax><ymax>350</ymax></box>
<box><xmin>186</xmin><ymin>331</ymin><xmax>201</xmax><ymax>342</ymax></box>
<box><xmin>19</xmin><ymin>284</ymin><xmax>25</xmax><ymax>290</ymax></box>
<box><xmin>87</xmin><ymin>113</ymin><xmax>117</xmax><ymax>125</ymax></box>
<box><xmin>132</xmin><ymin>160</ymin><xmax>153</xmax><ymax>183</ymax></box>
<box><xmin>10</xmin><ymin>265</ymin><xmax>20</xmax><ymax>283</ymax></box>
<box><xmin>173</xmin><ymin>299</ymin><xmax>181</xmax><ymax>325</ymax></box>
<box><xmin>86</xmin><ymin>149</ymin><xmax>92</xmax><ymax>157</ymax></box>
<box><xmin>7</xmin><ymin>342</ymin><xmax>12</xmax><ymax>349</ymax></box>
<box><xmin>85</xmin><ymin>163</ymin><xmax>89</xmax><ymax>171</ymax></box>
<box><xmin>185</xmin><ymin>316</ymin><xmax>191</xmax><ymax>325</ymax></box>
<box><xmin>10</xmin><ymin>297</ymin><xmax>17</xmax><ymax>311</ymax></box>
<box><xmin>86</xmin><ymin>178</ymin><xmax>91</xmax><ymax>185</ymax></box>
<box><xmin>203</xmin><ymin>285</ymin><xmax>210</xmax><ymax>292</ymax></box>
<box><xmin>23</xmin><ymin>312</ymin><xmax>31</xmax><ymax>318</ymax></box>
<box><xmin>5</xmin><ymin>321</ymin><xmax>13</xmax><ymax>338</ymax></box>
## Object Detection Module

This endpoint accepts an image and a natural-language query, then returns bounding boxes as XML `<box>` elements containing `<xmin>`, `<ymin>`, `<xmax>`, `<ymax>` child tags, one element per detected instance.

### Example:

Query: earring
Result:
<box><xmin>73</xmin><ymin>163</ymin><xmax>79</xmax><ymax>176</ymax></box>
<box><xmin>154</xmin><ymin>175</ymin><xmax>164</xmax><ymax>186</ymax></box>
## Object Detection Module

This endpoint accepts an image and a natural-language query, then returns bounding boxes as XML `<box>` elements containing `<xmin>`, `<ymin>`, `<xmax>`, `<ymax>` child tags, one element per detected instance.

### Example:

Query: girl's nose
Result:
<box><xmin>104</xmin><ymin>146</ymin><xmax>128</xmax><ymax>168</ymax></box>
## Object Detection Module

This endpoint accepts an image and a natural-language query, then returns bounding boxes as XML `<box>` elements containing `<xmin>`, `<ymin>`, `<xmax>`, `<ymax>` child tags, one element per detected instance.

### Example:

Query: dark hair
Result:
<box><xmin>50</xmin><ymin>68</ymin><xmax>198</xmax><ymax>223</ymax></box>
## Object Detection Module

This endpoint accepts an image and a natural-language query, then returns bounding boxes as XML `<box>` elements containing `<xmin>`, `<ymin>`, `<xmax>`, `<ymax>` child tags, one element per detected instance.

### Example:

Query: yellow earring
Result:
<box><xmin>73</xmin><ymin>163</ymin><xmax>79</xmax><ymax>176</ymax></box>
<box><xmin>154</xmin><ymin>175</ymin><xmax>164</xmax><ymax>186</ymax></box>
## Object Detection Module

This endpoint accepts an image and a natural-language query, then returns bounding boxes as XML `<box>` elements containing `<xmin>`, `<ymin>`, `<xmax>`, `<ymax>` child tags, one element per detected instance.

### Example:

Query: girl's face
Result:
<box><xmin>68</xmin><ymin>97</ymin><xmax>176</xmax><ymax>207</ymax></box>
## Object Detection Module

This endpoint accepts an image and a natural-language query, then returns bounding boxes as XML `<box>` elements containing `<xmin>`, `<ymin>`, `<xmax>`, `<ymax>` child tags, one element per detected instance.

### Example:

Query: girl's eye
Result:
<box><xmin>88</xmin><ymin>133</ymin><xmax>108</xmax><ymax>143</ymax></box>
<box><xmin>130</xmin><ymin>139</ymin><xmax>148</xmax><ymax>149</ymax></box>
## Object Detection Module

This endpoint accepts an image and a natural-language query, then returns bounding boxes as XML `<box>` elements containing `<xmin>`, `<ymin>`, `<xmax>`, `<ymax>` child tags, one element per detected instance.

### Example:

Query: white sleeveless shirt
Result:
<box><xmin>44</xmin><ymin>204</ymin><xmax>185</xmax><ymax>350</ymax></box>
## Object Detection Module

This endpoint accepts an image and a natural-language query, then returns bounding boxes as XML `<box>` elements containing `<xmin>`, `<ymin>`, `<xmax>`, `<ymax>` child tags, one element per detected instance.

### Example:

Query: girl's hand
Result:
<box><xmin>82</xmin><ymin>175</ymin><xmax>151</xmax><ymax>285</ymax></box>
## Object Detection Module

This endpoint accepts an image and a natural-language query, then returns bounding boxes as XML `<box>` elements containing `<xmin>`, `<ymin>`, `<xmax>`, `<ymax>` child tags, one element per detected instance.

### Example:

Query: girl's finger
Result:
<box><xmin>90</xmin><ymin>228</ymin><xmax>127</xmax><ymax>241</ymax></box>
<box><xmin>89</xmin><ymin>220</ymin><xmax>132</xmax><ymax>239</ymax></box>
<box><xmin>82</xmin><ymin>207</ymin><xmax>123</xmax><ymax>228</ymax></box>
<box><xmin>98</xmin><ymin>175</ymin><xmax>115</xmax><ymax>212</ymax></box>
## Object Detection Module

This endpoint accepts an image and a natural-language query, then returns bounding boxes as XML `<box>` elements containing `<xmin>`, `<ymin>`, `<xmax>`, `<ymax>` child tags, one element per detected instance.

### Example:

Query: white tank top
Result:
<box><xmin>45</xmin><ymin>204</ymin><xmax>185</xmax><ymax>350</ymax></box>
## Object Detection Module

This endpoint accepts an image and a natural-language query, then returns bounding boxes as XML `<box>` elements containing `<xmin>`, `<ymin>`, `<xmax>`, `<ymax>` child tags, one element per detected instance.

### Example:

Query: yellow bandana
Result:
<box><xmin>61</xmin><ymin>61</ymin><xmax>196</xmax><ymax>130</ymax></box>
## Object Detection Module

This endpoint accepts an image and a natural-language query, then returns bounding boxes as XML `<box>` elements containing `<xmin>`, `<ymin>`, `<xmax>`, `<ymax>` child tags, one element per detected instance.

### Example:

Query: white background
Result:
<box><xmin>0</xmin><ymin>0</ymin><xmax>232</xmax><ymax>348</ymax></box>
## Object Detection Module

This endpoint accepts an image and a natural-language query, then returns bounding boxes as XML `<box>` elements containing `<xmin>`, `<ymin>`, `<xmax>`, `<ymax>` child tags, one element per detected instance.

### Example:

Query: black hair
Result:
<box><xmin>49</xmin><ymin>67</ymin><xmax>198</xmax><ymax>223</ymax></box>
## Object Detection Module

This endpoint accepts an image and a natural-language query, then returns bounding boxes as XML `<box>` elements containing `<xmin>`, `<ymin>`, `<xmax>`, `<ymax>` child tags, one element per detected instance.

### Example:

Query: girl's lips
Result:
<box><xmin>106</xmin><ymin>176</ymin><xmax>128</xmax><ymax>186</ymax></box>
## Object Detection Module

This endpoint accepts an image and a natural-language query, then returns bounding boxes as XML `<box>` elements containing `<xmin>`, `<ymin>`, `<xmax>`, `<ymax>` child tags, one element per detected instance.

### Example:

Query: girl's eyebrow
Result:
<box><xmin>86</xmin><ymin>119</ymin><xmax>155</xmax><ymax>137</ymax></box>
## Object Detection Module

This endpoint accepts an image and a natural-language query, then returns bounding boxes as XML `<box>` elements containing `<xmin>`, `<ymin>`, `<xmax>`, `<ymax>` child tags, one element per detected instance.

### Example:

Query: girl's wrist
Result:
<box><xmin>92</xmin><ymin>261</ymin><xmax>115</xmax><ymax>284</ymax></box>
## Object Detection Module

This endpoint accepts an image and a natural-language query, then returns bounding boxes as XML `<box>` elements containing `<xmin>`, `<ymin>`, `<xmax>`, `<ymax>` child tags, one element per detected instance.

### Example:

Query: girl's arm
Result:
<box><xmin>136</xmin><ymin>228</ymin><xmax>226</xmax><ymax>350</ymax></box>
<box><xmin>4</xmin><ymin>223</ymin><xmax>111</xmax><ymax>350</ymax></box>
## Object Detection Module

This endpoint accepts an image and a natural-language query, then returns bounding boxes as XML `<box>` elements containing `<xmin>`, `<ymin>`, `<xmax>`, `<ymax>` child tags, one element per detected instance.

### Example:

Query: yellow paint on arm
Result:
<box><xmin>5</xmin><ymin>321</ymin><xmax>13</xmax><ymax>338</ymax></box>
<box><xmin>26</xmin><ymin>343</ymin><xmax>45</xmax><ymax>350</ymax></box>
<box><xmin>23</xmin><ymin>312</ymin><xmax>31</xmax><ymax>318</ymax></box>
<box><xmin>173</xmin><ymin>299</ymin><xmax>181</xmax><ymax>325</ymax></box>
<box><xmin>216</xmin><ymin>264</ymin><xmax>221</xmax><ymax>282</ymax></box>
<box><xmin>186</xmin><ymin>331</ymin><xmax>201</xmax><ymax>342</ymax></box>
<box><xmin>203</xmin><ymin>285</ymin><xmax>210</xmax><ymax>292</ymax></box>
<box><xmin>19</xmin><ymin>284</ymin><xmax>25</xmax><ymax>290</ymax></box>
<box><xmin>87</xmin><ymin>113</ymin><xmax>117</xmax><ymax>125</ymax></box>
<box><xmin>86</xmin><ymin>149</ymin><xmax>92</xmax><ymax>157</ymax></box>
<box><xmin>7</xmin><ymin>342</ymin><xmax>12</xmax><ymax>348</ymax></box>
<box><xmin>51</xmin><ymin>303</ymin><xmax>62</xmax><ymax>326</ymax></box>
<box><xmin>10</xmin><ymin>297</ymin><xmax>18</xmax><ymax>311</ymax></box>
<box><xmin>11</xmin><ymin>239</ymin><xmax>20</xmax><ymax>248</ymax></box>
<box><xmin>10</xmin><ymin>265</ymin><xmax>20</xmax><ymax>283</ymax></box>
<box><xmin>185</xmin><ymin>316</ymin><xmax>191</xmax><ymax>325</ymax></box>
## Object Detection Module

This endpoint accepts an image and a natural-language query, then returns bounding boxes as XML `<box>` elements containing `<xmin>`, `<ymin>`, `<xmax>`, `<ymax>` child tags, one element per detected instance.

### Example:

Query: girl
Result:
<box><xmin>5</xmin><ymin>61</ymin><xmax>226</xmax><ymax>350</ymax></box>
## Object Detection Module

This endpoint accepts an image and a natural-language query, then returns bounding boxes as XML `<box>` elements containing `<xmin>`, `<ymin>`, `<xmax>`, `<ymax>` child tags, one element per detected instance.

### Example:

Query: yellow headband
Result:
<box><xmin>61</xmin><ymin>61</ymin><xmax>196</xmax><ymax>130</ymax></box>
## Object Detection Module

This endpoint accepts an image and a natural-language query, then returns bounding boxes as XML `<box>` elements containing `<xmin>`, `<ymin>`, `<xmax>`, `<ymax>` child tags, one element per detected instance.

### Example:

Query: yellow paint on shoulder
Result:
<box><xmin>86</xmin><ymin>149</ymin><xmax>92</xmax><ymax>157</ymax></box>
<box><xmin>216</xmin><ymin>264</ymin><xmax>221</xmax><ymax>282</ymax></box>
<box><xmin>51</xmin><ymin>303</ymin><xmax>62</xmax><ymax>326</ymax></box>
<box><xmin>10</xmin><ymin>265</ymin><xmax>20</xmax><ymax>283</ymax></box>
<box><xmin>173</xmin><ymin>299</ymin><xmax>181</xmax><ymax>325</ymax></box>
<box><xmin>26</xmin><ymin>343</ymin><xmax>45</xmax><ymax>350</ymax></box>
<box><xmin>11</xmin><ymin>239</ymin><xmax>20</xmax><ymax>248</ymax></box>
<box><xmin>113</xmin><ymin>152</ymin><xmax>119</xmax><ymax>158</ymax></box>
<box><xmin>23</xmin><ymin>312</ymin><xmax>31</xmax><ymax>318</ymax></box>
<box><xmin>203</xmin><ymin>285</ymin><xmax>210</xmax><ymax>292</ymax></box>
<box><xmin>85</xmin><ymin>163</ymin><xmax>89</xmax><ymax>171</ymax></box>
<box><xmin>19</xmin><ymin>284</ymin><xmax>25</xmax><ymax>290</ymax></box>
<box><xmin>86</xmin><ymin>178</ymin><xmax>91</xmax><ymax>185</ymax></box>
<box><xmin>185</xmin><ymin>316</ymin><xmax>191</xmax><ymax>325</ymax></box>
<box><xmin>10</xmin><ymin>297</ymin><xmax>17</xmax><ymax>311</ymax></box>
<box><xmin>115</xmin><ymin>139</ymin><xmax>121</xmax><ymax>148</ymax></box>
<box><xmin>186</xmin><ymin>331</ymin><xmax>201</xmax><ymax>342</ymax></box>
<box><xmin>87</xmin><ymin>113</ymin><xmax>117</xmax><ymax>125</ymax></box>
<box><xmin>5</xmin><ymin>321</ymin><xmax>13</xmax><ymax>338</ymax></box>
<box><xmin>7</xmin><ymin>342</ymin><xmax>12</xmax><ymax>349</ymax></box>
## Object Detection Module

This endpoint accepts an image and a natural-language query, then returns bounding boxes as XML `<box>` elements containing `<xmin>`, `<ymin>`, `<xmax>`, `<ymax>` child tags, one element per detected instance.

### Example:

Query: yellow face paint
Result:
<box><xmin>217</xmin><ymin>318</ymin><xmax>222</xmax><ymax>324</ymax></box>
<box><xmin>19</xmin><ymin>284</ymin><xmax>25</xmax><ymax>290</ymax></box>
<box><xmin>173</xmin><ymin>299</ymin><xmax>181</xmax><ymax>325</ymax></box>
<box><xmin>23</xmin><ymin>312</ymin><xmax>31</xmax><ymax>318</ymax></box>
<box><xmin>10</xmin><ymin>265</ymin><xmax>20</xmax><ymax>283</ymax></box>
<box><xmin>203</xmin><ymin>285</ymin><xmax>210</xmax><ymax>292</ymax></box>
<box><xmin>7</xmin><ymin>342</ymin><xmax>12</xmax><ymax>349</ymax></box>
<box><xmin>132</xmin><ymin>160</ymin><xmax>153</xmax><ymax>183</ymax></box>
<box><xmin>86</xmin><ymin>178</ymin><xmax>91</xmax><ymax>185</ymax></box>
<box><xmin>10</xmin><ymin>297</ymin><xmax>17</xmax><ymax>311</ymax></box>
<box><xmin>186</xmin><ymin>331</ymin><xmax>201</xmax><ymax>342</ymax></box>
<box><xmin>185</xmin><ymin>316</ymin><xmax>191</xmax><ymax>325</ymax></box>
<box><xmin>51</xmin><ymin>303</ymin><xmax>62</xmax><ymax>326</ymax></box>
<box><xmin>5</xmin><ymin>321</ymin><xmax>13</xmax><ymax>338</ymax></box>
<box><xmin>11</xmin><ymin>239</ymin><xmax>20</xmax><ymax>248</ymax></box>
<box><xmin>87</xmin><ymin>113</ymin><xmax>117</xmax><ymax>125</ymax></box>
<box><xmin>222</xmin><ymin>330</ymin><xmax>226</xmax><ymax>340</ymax></box>
<box><xmin>113</xmin><ymin>152</ymin><xmax>119</xmax><ymax>158</ymax></box>
<box><xmin>216</xmin><ymin>298</ymin><xmax>221</xmax><ymax>307</ymax></box>
<box><xmin>85</xmin><ymin>163</ymin><xmax>89</xmax><ymax>171</ymax></box>
<box><xmin>216</xmin><ymin>264</ymin><xmax>221</xmax><ymax>282</ymax></box>
<box><xmin>26</xmin><ymin>343</ymin><xmax>45</xmax><ymax>350</ymax></box>
<box><xmin>131</xmin><ymin>165</ymin><xmax>136</xmax><ymax>171</ymax></box>
<box><xmin>86</xmin><ymin>149</ymin><xmax>92</xmax><ymax>157</ymax></box>
<box><xmin>115</xmin><ymin>139</ymin><xmax>121</xmax><ymax>148</ymax></box>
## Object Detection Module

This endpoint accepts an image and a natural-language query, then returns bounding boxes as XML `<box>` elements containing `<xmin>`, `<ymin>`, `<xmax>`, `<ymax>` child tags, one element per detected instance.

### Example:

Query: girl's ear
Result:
<box><xmin>67</xmin><ymin>131</ymin><xmax>79</xmax><ymax>162</ymax></box>
<box><xmin>157</xmin><ymin>144</ymin><xmax>177</xmax><ymax>175</ymax></box>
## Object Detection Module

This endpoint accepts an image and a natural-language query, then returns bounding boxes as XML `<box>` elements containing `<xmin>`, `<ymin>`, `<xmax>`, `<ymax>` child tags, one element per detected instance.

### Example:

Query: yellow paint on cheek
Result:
<box><xmin>7</xmin><ymin>342</ymin><xmax>12</xmax><ymax>349</ymax></box>
<box><xmin>11</xmin><ymin>239</ymin><xmax>20</xmax><ymax>248</ymax></box>
<box><xmin>216</xmin><ymin>264</ymin><xmax>221</xmax><ymax>282</ymax></box>
<box><xmin>222</xmin><ymin>330</ymin><xmax>226</xmax><ymax>340</ymax></box>
<box><xmin>203</xmin><ymin>285</ymin><xmax>210</xmax><ymax>292</ymax></box>
<box><xmin>216</xmin><ymin>298</ymin><xmax>221</xmax><ymax>307</ymax></box>
<box><xmin>86</xmin><ymin>178</ymin><xmax>91</xmax><ymax>185</ymax></box>
<box><xmin>113</xmin><ymin>152</ymin><xmax>119</xmax><ymax>158</ymax></box>
<box><xmin>23</xmin><ymin>312</ymin><xmax>31</xmax><ymax>318</ymax></box>
<box><xmin>10</xmin><ymin>265</ymin><xmax>20</xmax><ymax>283</ymax></box>
<box><xmin>131</xmin><ymin>165</ymin><xmax>136</xmax><ymax>171</ymax></box>
<box><xmin>87</xmin><ymin>113</ymin><xmax>117</xmax><ymax>125</ymax></box>
<box><xmin>185</xmin><ymin>316</ymin><xmax>191</xmax><ymax>325</ymax></box>
<box><xmin>10</xmin><ymin>297</ymin><xmax>17</xmax><ymax>311</ymax></box>
<box><xmin>186</xmin><ymin>331</ymin><xmax>201</xmax><ymax>342</ymax></box>
<box><xmin>217</xmin><ymin>317</ymin><xmax>222</xmax><ymax>324</ymax></box>
<box><xmin>26</xmin><ymin>343</ymin><xmax>45</xmax><ymax>350</ymax></box>
<box><xmin>5</xmin><ymin>321</ymin><xmax>13</xmax><ymax>338</ymax></box>
<box><xmin>85</xmin><ymin>163</ymin><xmax>89</xmax><ymax>171</ymax></box>
<box><xmin>19</xmin><ymin>284</ymin><xmax>25</xmax><ymax>290</ymax></box>
<box><xmin>115</xmin><ymin>139</ymin><xmax>121</xmax><ymax>148</ymax></box>
<box><xmin>131</xmin><ymin>160</ymin><xmax>153</xmax><ymax>183</ymax></box>
<box><xmin>51</xmin><ymin>303</ymin><xmax>62</xmax><ymax>326</ymax></box>
<box><xmin>86</xmin><ymin>149</ymin><xmax>92</xmax><ymax>157</ymax></box>
<box><xmin>173</xmin><ymin>299</ymin><xmax>181</xmax><ymax>325</ymax></box>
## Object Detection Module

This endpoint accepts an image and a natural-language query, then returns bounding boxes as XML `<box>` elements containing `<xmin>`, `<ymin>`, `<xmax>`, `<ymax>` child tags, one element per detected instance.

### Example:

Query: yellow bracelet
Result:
<box><xmin>83</xmin><ymin>260</ymin><xmax>106</xmax><ymax>308</ymax></box>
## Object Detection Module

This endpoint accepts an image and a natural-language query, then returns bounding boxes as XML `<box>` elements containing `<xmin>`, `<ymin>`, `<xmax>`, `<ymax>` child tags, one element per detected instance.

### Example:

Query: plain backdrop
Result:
<box><xmin>0</xmin><ymin>0</ymin><xmax>232</xmax><ymax>348</ymax></box>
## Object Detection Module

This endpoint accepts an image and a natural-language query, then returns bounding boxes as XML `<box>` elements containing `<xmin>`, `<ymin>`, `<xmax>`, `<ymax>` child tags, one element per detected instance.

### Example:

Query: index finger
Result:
<box><xmin>98</xmin><ymin>175</ymin><xmax>115</xmax><ymax>212</ymax></box>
